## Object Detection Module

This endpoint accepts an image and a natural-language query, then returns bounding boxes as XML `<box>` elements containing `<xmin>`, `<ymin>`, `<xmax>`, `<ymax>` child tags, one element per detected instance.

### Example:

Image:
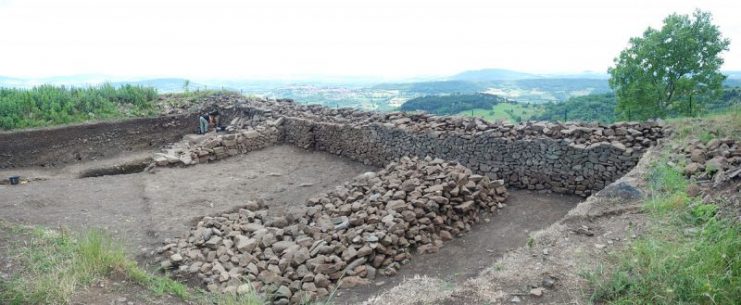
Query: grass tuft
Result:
<box><xmin>0</xmin><ymin>228</ymin><xmax>128</xmax><ymax>304</ymax></box>
<box><xmin>0</xmin><ymin>224</ymin><xmax>263</xmax><ymax>305</ymax></box>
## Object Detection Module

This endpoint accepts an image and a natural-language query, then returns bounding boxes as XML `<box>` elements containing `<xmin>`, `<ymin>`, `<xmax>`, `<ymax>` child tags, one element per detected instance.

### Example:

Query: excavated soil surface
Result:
<box><xmin>0</xmin><ymin>145</ymin><xmax>375</xmax><ymax>257</ymax></box>
<box><xmin>0</xmin><ymin>144</ymin><xmax>581</xmax><ymax>304</ymax></box>
<box><xmin>336</xmin><ymin>190</ymin><xmax>580</xmax><ymax>304</ymax></box>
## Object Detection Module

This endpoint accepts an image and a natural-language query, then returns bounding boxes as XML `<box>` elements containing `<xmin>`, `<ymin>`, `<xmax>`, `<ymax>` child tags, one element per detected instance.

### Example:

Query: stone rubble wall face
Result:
<box><xmin>281</xmin><ymin>117</ymin><xmax>639</xmax><ymax>196</ymax></box>
<box><xmin>153</xmin><ymin>125</ymin><xmax>283</xmax><ymax>167</ymax></box>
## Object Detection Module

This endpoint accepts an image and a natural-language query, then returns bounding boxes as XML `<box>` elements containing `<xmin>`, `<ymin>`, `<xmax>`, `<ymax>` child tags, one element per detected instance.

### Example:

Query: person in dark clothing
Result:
<box><xmin>198</xmin><ymin>113</ymin><xmax>210</xmax><ymax>134</ymax></box>
<box><xmin>198</xmin><ymin>110</ymin><xmax>220</xmax><ymax>134</ymax></box>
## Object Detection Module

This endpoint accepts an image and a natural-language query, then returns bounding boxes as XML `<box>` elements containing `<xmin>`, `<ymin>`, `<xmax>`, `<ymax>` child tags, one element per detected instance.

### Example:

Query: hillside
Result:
<box><xmin>399</xmin><ymin>93</ymin><xmax>508</xmax><ymax>114</ymax></box>
<box><xmin>449</xmin><ymin>68</ymin><xmax>540</xmax><ymax>81</ymax></box>
<box><xmin>534</xmin><ymin>93</ymin><xmax>617</xmax><ymax>123</ymax></box>
<box><xmin>372</xmin><ymin>80</ymin><xmax>486</xmax><ymax>95</ymax></box>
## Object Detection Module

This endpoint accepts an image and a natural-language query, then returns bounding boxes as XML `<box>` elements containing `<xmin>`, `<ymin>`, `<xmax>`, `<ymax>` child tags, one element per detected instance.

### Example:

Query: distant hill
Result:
<box><xmin>724</xmin><ymin>79</ymin><xmax>741</xmax><ymax>87</ymax></box>
<box><xmin>724</xmin><ymin>71</ymin><xmax>741</xmax><ymax>79</ymax></box>
<box><xmin>498</xmin><ymin>78</ymin><xmax>612</xmax><ymax>101</ymax></box>
<box><xmin>0</xmin><ymin>76</ymin><xmax>28</xmax><ymax>88</ymax></box>
<box><xmin>450</xmin><ymin>69</ymin><xmax>540</xmax><ymax>81</ymax></box>
<box><xmin>399</xmin><ymin>93</ymin><xmax>508</xmax><ymax>114</ymax></box>
<box><xmin>533</xmin><ymin>93</ymin><xmax>617</xmax><ymax>123</ymax></box>
<box><xmin>373</xmin><ymin>80</ymin><xmax>486</xmax><ymax>95</ymax></box>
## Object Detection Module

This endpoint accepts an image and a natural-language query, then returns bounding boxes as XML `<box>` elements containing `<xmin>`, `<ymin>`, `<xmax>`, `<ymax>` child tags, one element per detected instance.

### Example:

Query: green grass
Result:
<box><xmin>0</xmin><ymin>84</ymin><xmax>159</xmax><ymax>130</ymax></box>
<box><xmin>0</xmin><ymin>222</ymin><xmax>264</xmax><ymax>305</ymax></box>
<box><xmin>585</xmin><ymin>160</ymin><xmax>740</xmax><ymax>305</ymax></box>
<box><xmin>671</xmin><ymin>105</ymin><xmax>741</xmax><ymax>142</ymax></box>
<box><xmin>0</xmin><ymin>226</ymin><xmax>130</xmax><ymax>304</ymax></box>
<box><xmin>456</xmin><ymin>103</ymin><xmax>543</xmax><ymax>123</ymax></box>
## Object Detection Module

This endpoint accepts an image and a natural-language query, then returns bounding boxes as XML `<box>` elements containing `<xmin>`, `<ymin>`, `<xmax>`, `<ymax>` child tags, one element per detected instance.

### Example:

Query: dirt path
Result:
<box><xmin>0</xmin><ymin>145</ymin><xmax>375</xmax><ymax>258</ymax></box>
<box><xmin>336</xmin><ymin>190</ymin><xmax>581</xmax><ymax>304</ymax></box>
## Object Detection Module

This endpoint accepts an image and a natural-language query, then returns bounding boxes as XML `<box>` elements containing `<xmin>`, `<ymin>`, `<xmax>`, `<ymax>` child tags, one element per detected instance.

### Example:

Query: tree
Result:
<box><xmin>608</xmin><ymin>10</ymin><xmax>730</xmax><ymax>120</ymax></box>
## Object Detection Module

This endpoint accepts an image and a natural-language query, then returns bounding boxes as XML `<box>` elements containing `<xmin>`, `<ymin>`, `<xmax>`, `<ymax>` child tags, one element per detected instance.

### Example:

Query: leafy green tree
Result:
<box><xmin>609</xmin><ymin>10</ymin><xmax>730</xmax><ymax>120</ymax></box>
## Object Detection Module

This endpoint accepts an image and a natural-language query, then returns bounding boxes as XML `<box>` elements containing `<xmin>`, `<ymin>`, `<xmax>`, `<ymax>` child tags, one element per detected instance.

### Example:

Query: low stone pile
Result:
<box><xmin>156</xmin><ymin>156</ymin><xmax>508</xmax><ymax>304</ymax></box>
<box><xmin>151</xmin><ymin>124</ymin><xmax>281</xmax><ymax>167</ymax></box>
<box><xmin>681</xmin><ymin>137</ymin><xmax>740</xmax><ymax>186</ymax></box>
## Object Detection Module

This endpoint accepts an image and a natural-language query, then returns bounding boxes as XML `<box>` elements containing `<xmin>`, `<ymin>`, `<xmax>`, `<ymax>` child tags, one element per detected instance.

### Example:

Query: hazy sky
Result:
<box><xmin>1</xmin><ymin>0</ymin><xmax>740</xmax><ymax>80</ymax></box>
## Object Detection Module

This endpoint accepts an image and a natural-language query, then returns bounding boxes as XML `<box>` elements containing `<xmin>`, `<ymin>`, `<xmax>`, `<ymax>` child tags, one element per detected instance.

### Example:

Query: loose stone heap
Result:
<box><xmin>151</xmin><ymin>123</ymin><xmax>281</xmax><ymax>167</ymax></box>
<box><xmin>680</xmin><ymin>137</ymin><xmax>740</xmax><ymax>186</ymax></box>
<box><xmin>156</xmin><ymin>156</ymin><xmax>508</xmax><ymax>304</ymax></box>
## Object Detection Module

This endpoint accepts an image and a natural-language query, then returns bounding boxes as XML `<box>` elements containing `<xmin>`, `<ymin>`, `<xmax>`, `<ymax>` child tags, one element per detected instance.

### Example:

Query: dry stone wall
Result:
<box><xmin>134</xmin><ymin>98</ymin><xmax>664</xmax><ymax>197</ymax></box>
<box><xmin>280</xmin><ymin>117</ymin><xmax>647</xmax><ymax>196</ymax></box>
<box><xmin>151</xmin><ymin>124</ymin><xmax>282</xmax><ymax>167</ymax></box>
<box><xmin>240</xmin><ymin>99</ymin><xmax>665</xmax><ymax>147</ymax></box>
<box><xmin>233</xmin><ymin>99</ymin><xmax>665</xmax><ymax>196</ymax></box>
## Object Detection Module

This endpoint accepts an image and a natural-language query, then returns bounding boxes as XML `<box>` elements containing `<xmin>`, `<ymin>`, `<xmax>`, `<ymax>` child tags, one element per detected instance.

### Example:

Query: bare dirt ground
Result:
<box><xmin>0</xmin><ymin>145</ymin><xmax>376</xmax><ymax>258</ymax></box>
<box><xmin>1</xmin><ymin>142</ymin><xmax>590</xmax><ymax>305</ymax></box>
<box><xmin>337</xmin><ymin>190</ymin><xmax>581</xmax><ymax>304</ymax></box>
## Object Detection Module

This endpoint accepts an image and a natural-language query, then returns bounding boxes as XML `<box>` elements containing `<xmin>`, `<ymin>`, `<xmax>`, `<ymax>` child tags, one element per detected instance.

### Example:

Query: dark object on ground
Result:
<box><xmin>9</xmin><ymin>176</ymin><xmax>20</xmax><ymax>185</ymax></box>
<box><xmin>595</xmin><ymin>180</ymin><xmax>642</xmax><ymax>201</ymax></box>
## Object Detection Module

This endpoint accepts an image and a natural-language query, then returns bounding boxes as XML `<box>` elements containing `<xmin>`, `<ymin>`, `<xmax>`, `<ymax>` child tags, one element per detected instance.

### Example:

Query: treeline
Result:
<box><xmin>534</xmin><ymin>93</ymin><xmax>617</xmax><ymax>123</ymax></box>
<box><xmin>712</xmin><ymin>87</ymin><xmax>741</xmax><ymax>112</ymax></box>
<box><xmin>533</xmin><ymin>88</ymin><xmax>738</xmax><ymax>124</ymax></box>
<box><xmin>0</xmin><ymin>84</ymin><xmax>158</xmax><ymax>130</ymax></box>
<box><xmin>400</xmin><ymin>93</ymin><xmax>507</xmax><ymax>114</ymax></box>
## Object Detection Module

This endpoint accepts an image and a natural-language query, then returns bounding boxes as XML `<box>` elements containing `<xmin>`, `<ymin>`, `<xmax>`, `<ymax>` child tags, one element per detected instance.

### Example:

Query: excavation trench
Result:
<box><xmin>0</xmin><ymin>103</ymin><xmax>657</xmax><ymax>304</ymax></box>
<box><xmin>77</xmin><ymin>159</ymin><xmax>151</xmax><ymax>178</ymax></box>
<box><xmin>1</xmin><ymin>143</ymin><xmax>584</xmax><ymax>303</ymax></box>
<box><xmin>335</xmin><ymin>190</ymin><xmax>580</xmax><ymax>304</ymax></box>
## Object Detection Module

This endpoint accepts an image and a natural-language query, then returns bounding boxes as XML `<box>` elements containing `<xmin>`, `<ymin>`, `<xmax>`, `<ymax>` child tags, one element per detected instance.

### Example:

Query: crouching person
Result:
<box><xmin>198</xmin><ymin>110</ymin><xmax>221</xmax><ymax>134</ymax></box>
<box><xmin>199</xmin><ymin>112</ymin><xmax>210</xmax><ymax>134</ymax></box>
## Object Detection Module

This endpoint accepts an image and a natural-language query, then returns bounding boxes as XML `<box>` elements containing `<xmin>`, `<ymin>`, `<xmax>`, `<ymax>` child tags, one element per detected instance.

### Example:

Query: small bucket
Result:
<box><xmin>9</xmin><ymin>176</ymin><xmax>20</xmax><ymax>185</ymax></box>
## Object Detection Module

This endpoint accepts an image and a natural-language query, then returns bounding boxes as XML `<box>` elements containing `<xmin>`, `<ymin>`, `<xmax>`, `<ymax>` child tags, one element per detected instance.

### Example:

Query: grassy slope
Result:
<box><xmin>0</xmin><ymin>221</ymin><xmax>263</xmax><ymax>305</ymax></box>
<box><xmin>586</xmin><ymin>110</ymin><xmax>741</xmax><ymax>305</ymax></box>
<box><xmin>456</xmin><ymin>103</ymin><xmax>543</xmax><ymax>122</ymax></box>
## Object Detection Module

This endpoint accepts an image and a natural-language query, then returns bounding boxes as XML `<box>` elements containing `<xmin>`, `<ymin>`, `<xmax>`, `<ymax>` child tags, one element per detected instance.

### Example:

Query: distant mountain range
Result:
<box><xmin>2</xmin><ymin>68</ymin><xmax>739</xmax><ymax>89</ymax></box>
<box><xmin>1</xmin><ymin>68</ymin><xmax>739</xmax><ymax>99</ymax></box>
<box><xmin>448</xmin><ymin>68</ymin><xmax>611</xmax><ymax>81</ymax></box>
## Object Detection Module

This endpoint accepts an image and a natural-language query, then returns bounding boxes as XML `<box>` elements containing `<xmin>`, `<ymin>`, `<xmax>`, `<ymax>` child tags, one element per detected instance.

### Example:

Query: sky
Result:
<box><xmin>1</xmin><ymin>0</ymin><xmax>740</xmax><ymax>80</ymax></box>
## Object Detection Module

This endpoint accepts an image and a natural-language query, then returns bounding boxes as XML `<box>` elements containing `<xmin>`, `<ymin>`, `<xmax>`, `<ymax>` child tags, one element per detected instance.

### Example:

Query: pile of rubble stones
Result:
<box><xmin>681</xmin><ymin>137</ymin><xmax>740</xmax><ymax>186</ymax></box>
<box><xmin>156</xmin><ymin>156</ymin><xmax>508</xmax><ymax>304</ymax></box>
